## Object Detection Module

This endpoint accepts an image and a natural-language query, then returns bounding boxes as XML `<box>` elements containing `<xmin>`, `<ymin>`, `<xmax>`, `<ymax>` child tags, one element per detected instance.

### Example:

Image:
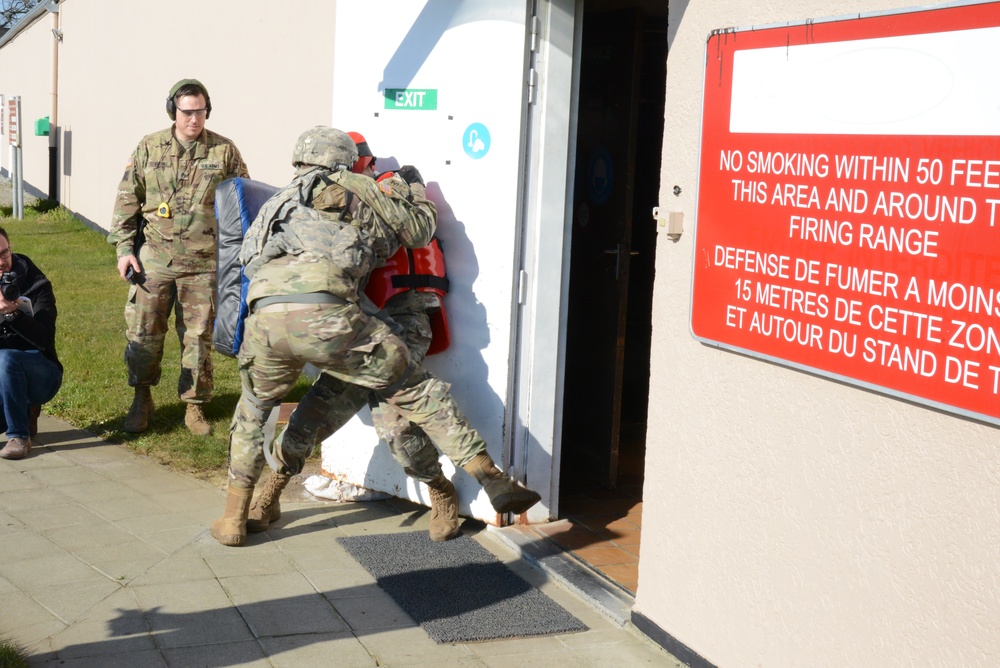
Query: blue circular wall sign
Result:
<box><xmin>463</xmin><ymin>123</ymin><xmax>491</xmax><ymax>160</ymax></box>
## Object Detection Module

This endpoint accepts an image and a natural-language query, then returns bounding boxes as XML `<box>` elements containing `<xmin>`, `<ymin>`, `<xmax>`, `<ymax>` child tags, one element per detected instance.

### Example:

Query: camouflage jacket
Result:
<box><xmin>107</xmin><ymin>127</ymin><xmax>249</xmax><ymax>273</ymax></box>
<box><xmin>241</xmin><ymin>167</ymin><xmax>436</xmax><ymax>305</ymax></box>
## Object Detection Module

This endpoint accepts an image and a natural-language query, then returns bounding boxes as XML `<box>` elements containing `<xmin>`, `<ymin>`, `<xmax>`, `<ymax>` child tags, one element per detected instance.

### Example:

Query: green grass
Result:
<box><xmin>0</xmin><ymin>638</ymin><xmax>29</xmax><ymax>668</ymax></box>
<box><xmin>0</xmin><ymin>199</ymin><xmax>311</xmax><ymax>482</ymax></box>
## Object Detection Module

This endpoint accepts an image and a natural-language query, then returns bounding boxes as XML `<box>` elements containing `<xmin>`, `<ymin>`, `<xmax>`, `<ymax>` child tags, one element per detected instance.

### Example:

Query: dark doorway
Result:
<box><xmin>555</xmin><ymin>1</ymin><xmax>667</xmax><ymax>594</ymax></box>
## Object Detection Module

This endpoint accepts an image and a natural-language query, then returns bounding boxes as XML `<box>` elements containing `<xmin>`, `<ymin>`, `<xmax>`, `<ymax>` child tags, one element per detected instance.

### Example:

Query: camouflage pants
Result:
<box><xmin>227</xmin><ymin>300</ymin><xmax>411</xmax><ymax>488</ymax></box>
<box><xmin>276</xmin><ymin>292</ymin><xmax>486</xmax><ymax>482</ymax></box>
<box><xmin>124</xmin><ymin>244</ymin><xmax>214</xmax><ymax>403</ymax></box>
<box><xmin>371</xmin><ymin>306</ymin><xmax>444</xmax><ymax>482</ymax></box>
<box><xmin>279</xmin><ymin>367</ymin><xmax>488</xmax><ymax>482</ymax></box>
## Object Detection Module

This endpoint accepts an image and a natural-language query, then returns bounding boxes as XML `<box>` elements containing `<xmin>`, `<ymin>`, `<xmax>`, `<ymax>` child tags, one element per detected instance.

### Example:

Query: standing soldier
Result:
<box><xmin>108</xmin><ymin>79</ymin><xmax>249</xmax><ymax>435</ymax></box>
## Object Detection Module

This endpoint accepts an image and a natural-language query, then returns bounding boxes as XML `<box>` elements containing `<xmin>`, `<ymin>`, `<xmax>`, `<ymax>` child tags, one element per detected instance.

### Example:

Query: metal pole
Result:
<box><xmin>48</xmin><ymin>6</ymin><xmax>59</xmax><ymax>201</ymax></box>
<box><xmin>14</xmin><ymin>146</ymin><xmax>23</xmax><ymax>220</ymax></box>
<box><xmin>9</xmin><ymin>96</ymin><xmax>24</xmax><ymax>220</ymax></box>
<box><xmin>6</xmin><ymin>145</ymin><xmax>11</xmax><ymax>215</ymax></box>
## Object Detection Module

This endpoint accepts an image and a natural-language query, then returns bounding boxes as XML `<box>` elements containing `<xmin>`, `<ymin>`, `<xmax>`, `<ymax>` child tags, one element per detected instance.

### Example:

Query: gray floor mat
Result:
<box><xmin>338</xmin><ymin>531</ymin><xmax>588</xmax><ymax>644</ymax></box>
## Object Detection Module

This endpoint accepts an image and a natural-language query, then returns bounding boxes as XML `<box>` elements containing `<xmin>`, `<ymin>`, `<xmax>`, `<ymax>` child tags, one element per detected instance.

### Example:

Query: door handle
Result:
<box><xmin>604</xmin><ymin>244</ymin><xmax>637</xmax><ymax>279</ymax></box>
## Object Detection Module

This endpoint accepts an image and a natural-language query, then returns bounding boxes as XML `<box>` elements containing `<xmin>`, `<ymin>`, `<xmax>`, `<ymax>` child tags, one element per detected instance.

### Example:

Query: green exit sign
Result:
<box><xmin>384</xmin><ymin>89</ymin><xmax>438</xmax><ymax>110</ymax></box>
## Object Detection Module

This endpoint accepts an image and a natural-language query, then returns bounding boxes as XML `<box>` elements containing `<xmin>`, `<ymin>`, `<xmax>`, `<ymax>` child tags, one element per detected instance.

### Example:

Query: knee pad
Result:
<box><xmin>238</xmin><ymin>389</ymin><xmax>280</xmax><ymax>422</ymax></box>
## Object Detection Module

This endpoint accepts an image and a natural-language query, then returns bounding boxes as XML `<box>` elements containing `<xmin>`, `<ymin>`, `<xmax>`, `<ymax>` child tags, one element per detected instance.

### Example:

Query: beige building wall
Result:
<box><xmin>1</xmin><ymin>0</ymin><xmax>337</xmax><ymax>226</ymax></box>
<box><xmin>640</xmin><ymin>1</ymin><xmax>999</xmax><ymax>666</ymax></box>
<box><xmin>0</xmin><ymin>9</ymin><xmax>55</xmax><ymax>196</ymax></box>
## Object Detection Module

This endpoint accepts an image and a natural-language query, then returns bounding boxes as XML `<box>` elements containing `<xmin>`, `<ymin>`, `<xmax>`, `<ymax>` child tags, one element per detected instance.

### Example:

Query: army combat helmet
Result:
<box><xmin>292</xmin><ymin>126</ymin><xmax>358</xmax><ymax>172</ymax></box>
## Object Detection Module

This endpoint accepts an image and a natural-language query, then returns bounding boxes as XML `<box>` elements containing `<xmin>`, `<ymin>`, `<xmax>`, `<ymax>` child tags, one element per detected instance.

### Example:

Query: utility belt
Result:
<box><xmin>250</xmin><ymin>291</ymin><xmax>350</xmax><ymax>314</ymax></box>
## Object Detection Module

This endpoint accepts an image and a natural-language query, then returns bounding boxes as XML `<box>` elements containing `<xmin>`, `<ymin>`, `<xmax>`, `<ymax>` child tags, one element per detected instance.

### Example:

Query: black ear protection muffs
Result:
<box><xmin>166</xmin><ymin>78</ymin><xmax>212</xmax><ymax>120</ymax></box>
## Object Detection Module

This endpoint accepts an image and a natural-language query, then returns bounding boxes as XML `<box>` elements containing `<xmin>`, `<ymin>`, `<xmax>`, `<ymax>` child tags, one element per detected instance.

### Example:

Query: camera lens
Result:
<box><xmin>0</xmin><ymin>273</ymin><xmax>19</xmax><ymax>302</ymax></box>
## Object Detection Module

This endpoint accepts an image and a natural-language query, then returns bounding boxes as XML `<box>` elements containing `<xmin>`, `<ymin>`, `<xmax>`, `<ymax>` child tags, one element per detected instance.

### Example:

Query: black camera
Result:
<box><xmin>0</xmin><ymin>272</ymin><xmax>20</xmax><ymax>302</ymax></box>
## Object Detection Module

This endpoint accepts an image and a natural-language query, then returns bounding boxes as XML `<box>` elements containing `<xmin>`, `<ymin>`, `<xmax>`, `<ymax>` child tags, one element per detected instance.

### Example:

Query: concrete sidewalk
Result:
<box><xmin>0</xmin><ymin>413</ymin><xmax>680</xmax><ymax>667</ymax></box>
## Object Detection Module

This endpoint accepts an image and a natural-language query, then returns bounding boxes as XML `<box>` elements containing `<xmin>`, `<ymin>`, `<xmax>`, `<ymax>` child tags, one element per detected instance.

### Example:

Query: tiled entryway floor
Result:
<box><xmin>538</xmin><ymin>434</ymin><xmax>645</xmax><ymax>594</ymax></box>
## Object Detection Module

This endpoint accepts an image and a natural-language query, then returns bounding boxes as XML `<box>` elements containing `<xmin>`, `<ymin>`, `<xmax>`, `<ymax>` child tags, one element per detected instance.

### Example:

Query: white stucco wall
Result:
<box><xmin>640</xmin><ymin>1</ymin><xmax>1000</xmax><ymax>666</ymax></box>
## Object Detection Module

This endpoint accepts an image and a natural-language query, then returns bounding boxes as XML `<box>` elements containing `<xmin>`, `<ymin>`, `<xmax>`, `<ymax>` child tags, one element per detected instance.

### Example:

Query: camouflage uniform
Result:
<box><xmin>271</xmin><ymin>355</ymin><xmax>491</xmax><ymax>487</ymax></box>
<box><xmin>108</xmin><ymin>127</ymin><xmax>249</xmax><ymax>401</ymax></box>
<box><xmin>230</xmin><ymin>164</ymin><xmax>496</xmax><ymax>490</ymax></box>
<box><xmin>228</xmin><ymin>167</ymin><xmax>434</xmax><ymax>486</ymax></box>
<box><xmin>371</xmin><ymin>291</ymin><xmax>463</xmax><ymax>482</ymax></box>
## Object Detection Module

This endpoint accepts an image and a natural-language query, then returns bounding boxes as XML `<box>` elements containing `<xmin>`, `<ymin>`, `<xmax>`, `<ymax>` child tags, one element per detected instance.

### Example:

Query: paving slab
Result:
<box><xmin>0</xmin><ymin>413</ymin><xmax>681</xmax><ymax>667</ymax></box>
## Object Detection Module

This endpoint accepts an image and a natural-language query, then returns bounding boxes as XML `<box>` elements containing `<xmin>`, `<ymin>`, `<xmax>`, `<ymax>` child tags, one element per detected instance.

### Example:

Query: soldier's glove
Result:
<box><xmin>396</xmin><ymin>165</ymin><xmax>424</xmax><ymax>186</ymax></box>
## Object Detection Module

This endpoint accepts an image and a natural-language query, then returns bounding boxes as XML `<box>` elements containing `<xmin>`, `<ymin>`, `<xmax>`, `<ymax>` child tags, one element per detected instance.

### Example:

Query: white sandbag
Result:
<box><xmin>303</xmin><ymin>475</ymin><xmax>391</xmax><ymax>502</ymax></box>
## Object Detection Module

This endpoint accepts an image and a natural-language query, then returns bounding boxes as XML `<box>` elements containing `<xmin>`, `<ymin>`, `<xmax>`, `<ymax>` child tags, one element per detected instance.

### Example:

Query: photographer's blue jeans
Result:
<box><xmin>0</xmin><ymin>349</ymin><xmax>62</xmax><ymax>439</ymax></box>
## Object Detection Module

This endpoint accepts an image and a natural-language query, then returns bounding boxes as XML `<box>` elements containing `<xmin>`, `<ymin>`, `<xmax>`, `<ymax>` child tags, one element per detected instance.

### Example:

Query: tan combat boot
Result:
<box><xmin>211</xmin><ymin>484</ymin><xmax>254</xmax><ymax>547</ymax></box>
<box><xmin>462</xmin><ymin>453</ymin><xmax>541</xmax><ymax>515</ymax></box>
<box><xmin>246</xmin><ymin>472</ymin><xmax>291</xmax><ymax>533</ymax></box>
<box><xmin>184</xmin><ymin>404</ymin><xmax>212</xmax><ymax>436</ymax></box>
<box><xmin>123</xmin><ymin>386</ymin><xmax>154</xmax><ymax>433</ymax></box>
<box><xmin>425</xmin><ymin>473</ymin><xmax>460</xmax><ymax>542</ymax></box>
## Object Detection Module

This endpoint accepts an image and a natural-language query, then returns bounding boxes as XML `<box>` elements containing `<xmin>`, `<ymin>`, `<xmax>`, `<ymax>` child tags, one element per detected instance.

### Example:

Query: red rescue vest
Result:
<box><xmin>366</xmin><ymin>237</ymin><xmax>451</xmax><ymax>355</ymax></box>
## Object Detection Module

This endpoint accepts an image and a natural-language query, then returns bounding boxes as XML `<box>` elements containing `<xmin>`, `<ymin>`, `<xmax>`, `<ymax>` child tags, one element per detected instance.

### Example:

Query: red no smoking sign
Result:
<box><xmin>693</xmin><ymin>2</ymin><xmax>1000</xmax><ymax>424</ymax></box>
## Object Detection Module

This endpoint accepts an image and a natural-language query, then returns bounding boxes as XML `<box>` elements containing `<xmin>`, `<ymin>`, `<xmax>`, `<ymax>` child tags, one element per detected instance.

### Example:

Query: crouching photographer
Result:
<box><xmin>0</xmin><ymin>226</ymin><xmax>63</xmax><ymax>460</ymax></box>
